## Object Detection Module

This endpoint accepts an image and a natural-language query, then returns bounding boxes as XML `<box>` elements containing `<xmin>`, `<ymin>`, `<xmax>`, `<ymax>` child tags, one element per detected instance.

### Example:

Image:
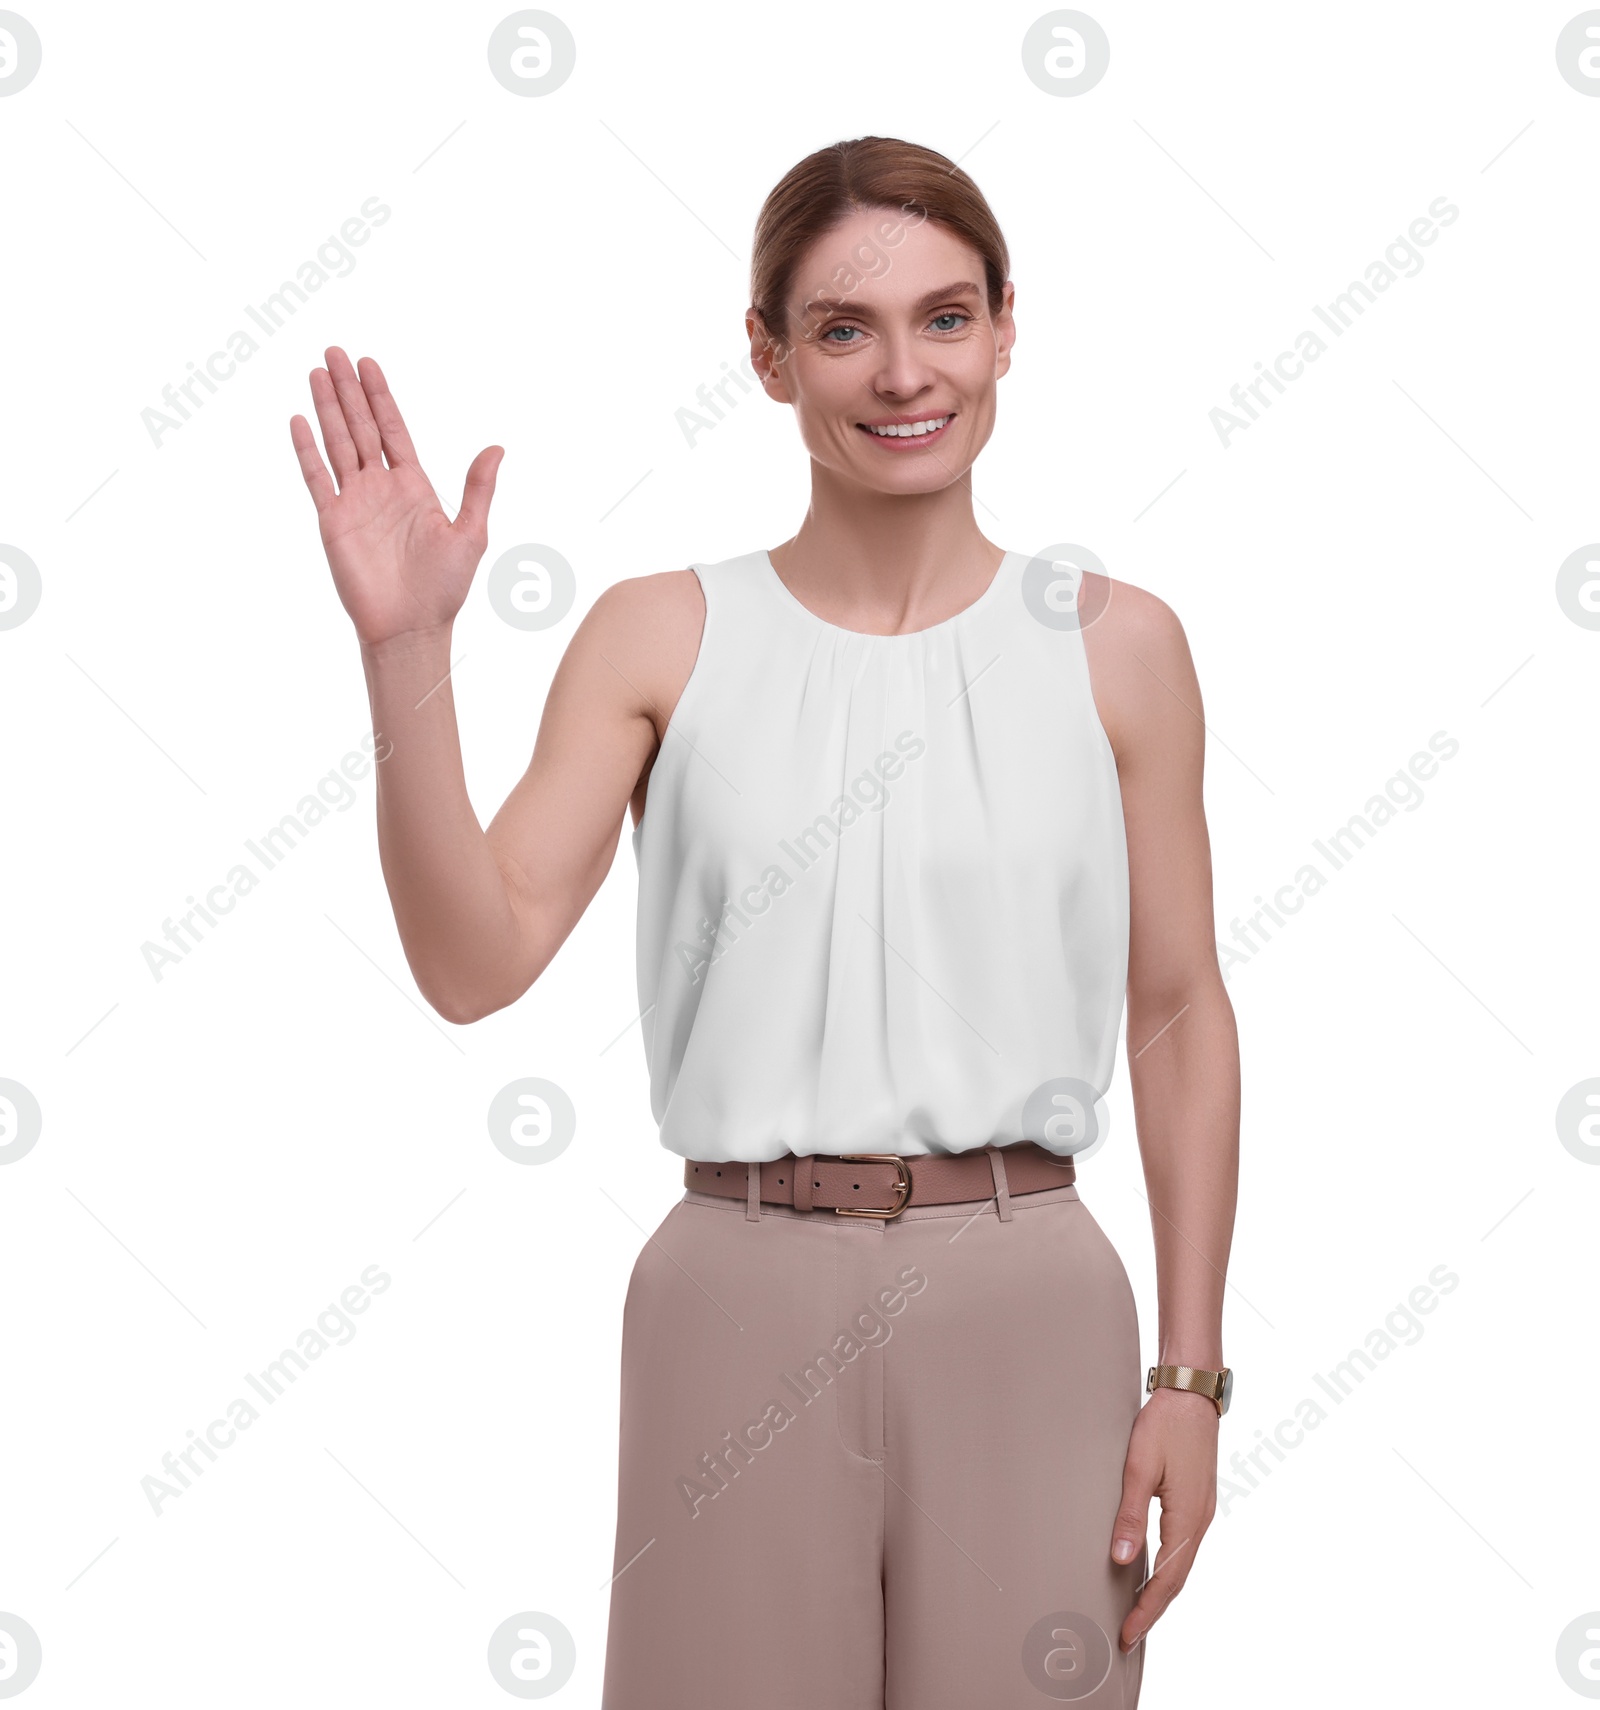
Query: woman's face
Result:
<box><xmin>749</xmin><ymin>205</ymin><xmax>1015</xmax><ymax>496</ymax></box>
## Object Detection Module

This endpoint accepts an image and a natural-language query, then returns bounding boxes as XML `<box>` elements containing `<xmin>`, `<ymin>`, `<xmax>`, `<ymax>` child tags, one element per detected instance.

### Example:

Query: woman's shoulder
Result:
<box><xmin>561</xmin><ymin>567</ymin><xmax>707</xmax><ymax>739</ymax></box>
<box><xmin>578</xmin><ymin>551</ymin><xmax>772</xmax><ymax>737</ymax></box>
<box><xmin>1076</xmin><ymin>569</ymin><xmax>1186</xmax><ymax>648</ymax></box>
<box><xmin>589</xmin><ymin>547</ymin><xmax>778</xmax><ymax>653</ymax></box>
<box><xmin>590</xmin><ymin>547</ymin><xmax>768</xmax><ymax>627</ymax></box>
<box><xmin>1075</xmin><ymin>571</ymin><xmax>1200</xmax><ymax>762</ymax></box>
<box><xmin>590</xmin><ymin>564</ymin><xmax>704</xmax><ymax>628</ymax></box>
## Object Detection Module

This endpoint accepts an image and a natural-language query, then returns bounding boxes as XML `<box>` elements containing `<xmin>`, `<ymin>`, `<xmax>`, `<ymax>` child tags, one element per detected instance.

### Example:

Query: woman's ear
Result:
<box><xmin>746</xmin><ymin>310</ymin><xmax>794</xmax><ymax>404</ymax></box>
<box><xmin>994</xmin><ymin>279</ymin><xmax>1017</xmax><ymax>380</ymax></box>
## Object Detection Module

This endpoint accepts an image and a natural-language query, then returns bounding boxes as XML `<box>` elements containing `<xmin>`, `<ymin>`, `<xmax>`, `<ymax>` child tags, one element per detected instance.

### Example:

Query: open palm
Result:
<box><xmin>289</xmin><ymin>346</ymin><xmax>503</xmax><ymax>648</ymax></box>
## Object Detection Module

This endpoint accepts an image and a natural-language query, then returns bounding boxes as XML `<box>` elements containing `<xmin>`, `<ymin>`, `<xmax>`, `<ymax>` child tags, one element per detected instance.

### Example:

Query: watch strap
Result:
<box><xmin>1146</xmin><ymin>1363</ymin><xmax>1229</xmax><ymax>1415</ymax></box>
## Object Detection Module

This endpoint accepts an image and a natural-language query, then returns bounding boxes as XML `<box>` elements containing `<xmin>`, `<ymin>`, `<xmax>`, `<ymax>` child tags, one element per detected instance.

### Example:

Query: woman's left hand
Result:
<box><xmin>1109</xmin><ymin>1386</ymin><xmax>1219</xmax><ymax>1652</ymax></box>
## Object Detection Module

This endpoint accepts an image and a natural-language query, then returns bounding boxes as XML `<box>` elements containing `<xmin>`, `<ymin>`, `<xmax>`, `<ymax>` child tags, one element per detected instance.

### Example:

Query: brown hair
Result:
<box><xmin>748</xmin><ymin>136</ymin><xmax>1010</xmax><ymax>358</ymax></box>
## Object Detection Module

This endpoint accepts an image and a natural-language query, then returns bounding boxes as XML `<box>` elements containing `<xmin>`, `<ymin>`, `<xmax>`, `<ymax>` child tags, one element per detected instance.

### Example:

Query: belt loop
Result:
<box><xmin>986</xmin><ymin>1144</ymin><xmax>1014</xmax><ymax>1222</ymax></box>
<box><xmin>746</xmin><ymin>1160</ymin><xmax>761</xmax><ymax>1222</ymax></box>
<box><xmin>792</xmin><ymin>1155</ymin><xmax>815</xmax><ymax>1214</ymax></box>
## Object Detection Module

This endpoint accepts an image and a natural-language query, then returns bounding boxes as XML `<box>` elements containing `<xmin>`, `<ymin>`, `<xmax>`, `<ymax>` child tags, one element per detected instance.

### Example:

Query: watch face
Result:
<box><xmin>1219</xmin><ymin>1368</ymin><xmax>1234</xmax><ymax>1414</ymax></box>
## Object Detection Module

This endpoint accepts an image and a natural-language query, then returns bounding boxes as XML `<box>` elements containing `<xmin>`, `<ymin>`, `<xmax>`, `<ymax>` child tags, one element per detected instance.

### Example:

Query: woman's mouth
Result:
<box><xmin>856</xmin><ymin>412</ymin><xmax>954</xmax><ymax>449</ymax></box>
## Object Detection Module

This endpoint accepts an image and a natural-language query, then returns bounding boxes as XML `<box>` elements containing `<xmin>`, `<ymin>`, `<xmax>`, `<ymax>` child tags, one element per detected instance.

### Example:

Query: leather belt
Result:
<box><xmin>682</xmin><ymin>1141</ymin><xmax>1076</xmax><ymax>1220</ymax></box>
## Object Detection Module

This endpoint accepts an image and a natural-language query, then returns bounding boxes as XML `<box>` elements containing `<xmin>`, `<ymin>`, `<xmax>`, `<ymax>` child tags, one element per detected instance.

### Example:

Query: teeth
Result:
<box><xmin>867</xmin><ymin>415</ymin><xmax>950</xmax><ymax>438</ymax></box>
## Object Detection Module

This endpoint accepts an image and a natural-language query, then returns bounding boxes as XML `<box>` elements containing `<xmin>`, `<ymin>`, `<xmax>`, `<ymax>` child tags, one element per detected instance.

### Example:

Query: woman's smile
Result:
<box><xmin>856</xmin><ymin>410</ymin><xmax>955</xmax><ymax>448</ymax></box>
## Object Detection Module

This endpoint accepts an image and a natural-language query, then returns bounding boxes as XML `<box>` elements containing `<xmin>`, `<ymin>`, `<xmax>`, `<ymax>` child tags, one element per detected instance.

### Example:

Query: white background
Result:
<box><xmin>2</xmin><ymin>2</ymin><xmax>1597</xmax><ymax>1704</ymax></box>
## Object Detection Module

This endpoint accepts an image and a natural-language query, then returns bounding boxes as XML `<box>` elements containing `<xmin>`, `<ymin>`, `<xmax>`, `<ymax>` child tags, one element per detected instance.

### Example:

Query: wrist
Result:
<box><xmin>1145</xmin><ymin>1383</ymin><xmax>1220</xmax><ymax>1412</ymax></box>
<box><xmin>1158</xmin><ymin>1345</ymin><xmax>1224</xmax><ymax>1369</ymax></box>
<box><xmin>359</xmin><ymin>623</ymin><xmax>455</xmax><ymax>669</ymax></box>
<box><xmin>1146</xmin><ymin>1358</ymin><xmax>1231</xmax><ymax>1417</ymax></box>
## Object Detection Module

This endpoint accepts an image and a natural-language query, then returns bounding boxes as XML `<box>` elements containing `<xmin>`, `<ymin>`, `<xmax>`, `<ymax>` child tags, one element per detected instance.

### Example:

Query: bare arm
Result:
<box><xmin>291</xmin><ymin>346</ymin><xmax>702</xmax><ymax>1024</ymax></box>
<box><xmin>1079</xmin><ymin>570</ymin><xmax>1240</xmax><ymax>1653</ymax></box>
<box><xmin>1084</xmin><ymin>574</ymin><xmax>1239</xmax><ymax>1367</ymax></box>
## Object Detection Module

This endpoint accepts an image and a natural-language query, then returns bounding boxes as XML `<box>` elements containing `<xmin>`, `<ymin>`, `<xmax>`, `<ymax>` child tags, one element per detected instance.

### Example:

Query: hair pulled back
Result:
<box><xmin>748</xmin><ymin>136</ymin><xmax>1009</xmax><ymax>357</ymax></box>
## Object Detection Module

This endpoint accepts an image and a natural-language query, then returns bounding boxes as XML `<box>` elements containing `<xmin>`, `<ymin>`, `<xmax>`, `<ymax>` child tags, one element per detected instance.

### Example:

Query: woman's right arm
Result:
<box><xmin>291</xmin><ymin>346</ymin><xmax>703</xmax><ymax>1024</ymax></box>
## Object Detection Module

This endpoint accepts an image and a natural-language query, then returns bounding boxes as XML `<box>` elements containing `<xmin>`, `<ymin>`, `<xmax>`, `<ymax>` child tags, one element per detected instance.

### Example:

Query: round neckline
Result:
<box><xmin>758</xmin><ymin>547</ymin><xmax>1015</xmax><ymax>640</ymax></box>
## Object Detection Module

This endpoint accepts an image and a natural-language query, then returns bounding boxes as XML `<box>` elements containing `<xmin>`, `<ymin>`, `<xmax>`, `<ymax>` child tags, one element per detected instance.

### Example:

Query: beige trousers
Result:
<box><xmin>600</xmin><ymin>1175</ymin><xmax>1148</xmax><ymax>1708</ymax></box>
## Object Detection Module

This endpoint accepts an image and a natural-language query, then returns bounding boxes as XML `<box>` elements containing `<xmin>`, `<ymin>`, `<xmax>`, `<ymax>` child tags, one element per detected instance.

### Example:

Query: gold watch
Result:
<box><xmin>1146</xmin><ymin>1364</ymin><xmax>1232</xmax><ymax>1416</ymax></box>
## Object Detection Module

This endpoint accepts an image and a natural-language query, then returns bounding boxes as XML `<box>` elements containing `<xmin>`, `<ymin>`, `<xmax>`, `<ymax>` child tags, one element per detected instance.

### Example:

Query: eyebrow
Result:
<box><xmin>799</xmin><ymin>281</ymin><xmax>983</xmax><ymax>317</ymax></box>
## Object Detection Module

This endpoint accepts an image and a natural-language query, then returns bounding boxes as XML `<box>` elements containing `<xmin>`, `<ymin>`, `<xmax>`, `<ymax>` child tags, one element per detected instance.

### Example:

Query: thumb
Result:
<box><xmin>454</xmin><ymin>445</ymin><xmax>504</xmax><ymax>543</ymax></box>
<box><xmin>1111</xmin><ymin>1449</ymin><xmax>1156</xmax><ymax>1565</ymax></box>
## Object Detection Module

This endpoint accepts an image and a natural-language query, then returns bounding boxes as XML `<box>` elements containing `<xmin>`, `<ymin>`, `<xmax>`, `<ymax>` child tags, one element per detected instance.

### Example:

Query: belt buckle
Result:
<box><xmin>834</xmin><ymin>1153</ymin><xmax>913</xmax><ymax>1219</ymax></box>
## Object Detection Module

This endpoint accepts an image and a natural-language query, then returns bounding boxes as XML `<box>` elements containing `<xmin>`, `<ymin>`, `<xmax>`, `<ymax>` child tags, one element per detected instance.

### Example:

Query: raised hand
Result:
<box><xmin>290</xmin><ymin>346</ymin><xmax>504</xmax><ymax>649</ymax></box>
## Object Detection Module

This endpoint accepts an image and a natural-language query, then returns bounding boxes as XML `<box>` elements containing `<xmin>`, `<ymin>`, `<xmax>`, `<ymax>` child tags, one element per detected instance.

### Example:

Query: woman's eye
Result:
<box><xmin>820</xmin><ymin>313</ymin><xmax>968</xmax><ymax>343</ymax></box>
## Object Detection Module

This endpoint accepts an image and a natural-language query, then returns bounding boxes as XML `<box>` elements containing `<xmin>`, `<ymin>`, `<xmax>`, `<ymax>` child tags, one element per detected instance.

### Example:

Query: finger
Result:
<box><xmin>356</xmin><ymin>355</ymin><xmax>423</xmax><ymax>471</ymax></box>
<box><xmin>308</xmin><ymin>365</ymin><xmax>360</xmax><ymax>485</ymax></box>
<box><xmin>1110</xmin><ymin>1450</ymin><xmax>1157</xmax><ymax>1567</ymax></box>
<box><xmin>288</xmin><ymin>413</ymin><xmax>336</xmax><ymax>513</ymax></box>
<box><xmin>1121</xmin><ymin>1526</ymin><xmax>1200</xmax><ymax>1652</ymax></box>
<box><xmin>454</xmin><ymin>445</ymin><xmax>504</xmax><ymax>546</ymax></box>
<box><xmin>324</xmin><ymin>345</ymin><xmax>384</xmax><ymax>469</ymax></box>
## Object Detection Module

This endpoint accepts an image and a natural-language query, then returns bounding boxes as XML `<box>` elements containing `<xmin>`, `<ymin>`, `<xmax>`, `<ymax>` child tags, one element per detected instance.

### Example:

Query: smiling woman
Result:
<box><xmin>290</xmin><ymin>131</ymin><xmax>1240</xmax><ymax>1710</ymax></box>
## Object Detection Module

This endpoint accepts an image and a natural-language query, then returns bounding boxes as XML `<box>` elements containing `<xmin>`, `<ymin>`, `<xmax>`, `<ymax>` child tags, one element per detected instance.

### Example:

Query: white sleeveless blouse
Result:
<box><xmin>630</xmin><ymin>547</ymin><xmax>1129</xmax><ymax>1163</ymax></box>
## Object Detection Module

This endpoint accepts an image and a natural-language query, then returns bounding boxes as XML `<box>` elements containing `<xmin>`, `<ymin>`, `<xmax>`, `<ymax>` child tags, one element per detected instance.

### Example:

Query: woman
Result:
<box><xmin>290</xmin><ymin>135</ymin><xmax>1239</xmax><ymax>1709</ymax></box>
